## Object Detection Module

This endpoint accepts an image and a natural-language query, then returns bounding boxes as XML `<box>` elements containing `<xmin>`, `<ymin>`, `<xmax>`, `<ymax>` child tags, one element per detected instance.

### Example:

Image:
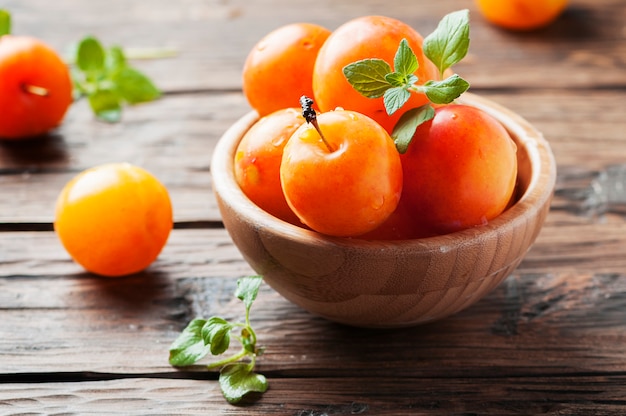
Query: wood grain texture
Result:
<box><xmin>1</xmin><ymin>230</ymin><xmax>625</xmax><ymax>412</ymax></box>
<box><xmin>0</xmin><ymin>291</ymin><xmax>624</xmax><ymax>415</ymax></box>
<box><xmin>1</xmin><ymin>375</ymin><xmax>625</xmax><ymax>415</ymax></box>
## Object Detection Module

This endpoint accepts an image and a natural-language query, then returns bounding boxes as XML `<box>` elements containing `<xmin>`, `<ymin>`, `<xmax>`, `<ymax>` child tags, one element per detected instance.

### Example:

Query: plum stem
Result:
<box><xmin>299</xmin><ymin>95</ymin><xmax>334</xmax><ymax>152</ymax></box>
<box><xmin>22</xmin><ymin>83</ymin><xmax>49</xmax><ymax>97</ymax></box>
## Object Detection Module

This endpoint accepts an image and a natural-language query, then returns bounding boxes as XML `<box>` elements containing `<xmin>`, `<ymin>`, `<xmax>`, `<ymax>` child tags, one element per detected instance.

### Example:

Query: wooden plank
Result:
<box><xmin>1</xmin><ymin>376</ymin><xmax>625</xmax><ymax>415</ymax></box>
<box><xmin>0</xmin><ymin>271</ymin><xmax>624</xmax><ymax>375</ymax></box>
<box><xmin>0</xmin><ymin>92</ymin><xmax>249</xmax><ymax>224</ymax></box>
<box><xmin>0</xmin><ymin>229</ymin><xmax>254</xmax><ymax>278</ymax></box>
<box><xmin>1</xmin><ymin>89</ymin><xmax>625</xmax><ymax>224</ymax></box>
<box><xmin>11</xmin><ymin>89</ymin><xmax>626</xmax><ymax>174</ymax></box>
<box><xmin>485</xmin><ymin>92</ymin><xmax>626</xmax><ymax>170</ymax></box>
<box><xmin>3</xmin><ymin>0</ymin><xmax>624</xmax><ymax>92</ymax></box>
<box><xmin>0</xmin><ymin>91</ymin><xmax>246</xmax><ymax>172</ymax></box>
<box><xmin>0</xmin><ymin>230</ymin><xmax>624</xmax><ymax>375</ymax></box>
<box><xmin>2</xmin><ymin>197</ymin><xmax>626</xmax><ymax>278</ymax></box>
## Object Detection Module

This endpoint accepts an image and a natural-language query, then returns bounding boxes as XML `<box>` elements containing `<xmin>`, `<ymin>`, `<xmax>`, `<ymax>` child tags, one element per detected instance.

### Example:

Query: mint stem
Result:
<box><xmin>122</xmin><ymin>47</ymin><xmax>178</xmax><ymax>60</ymax></box>
<box><xmin>206</xmin><ymin>348</ymin><xmax>249</xmax><ymax>370</ymax></box>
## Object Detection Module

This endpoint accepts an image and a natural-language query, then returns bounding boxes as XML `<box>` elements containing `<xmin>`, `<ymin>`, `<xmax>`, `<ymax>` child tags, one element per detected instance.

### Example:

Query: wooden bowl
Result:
<box><xmin>211</xmin><ymin>93</ymin><xmax>556</xmax><ymax>328</ymax></box>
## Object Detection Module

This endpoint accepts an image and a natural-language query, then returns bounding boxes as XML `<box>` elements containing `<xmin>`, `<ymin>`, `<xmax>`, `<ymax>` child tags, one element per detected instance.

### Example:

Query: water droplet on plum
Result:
<box><xmin>371</xmin><ymin>195</ymin><xmax>385</xmax><ymax>210</ymax></box>
<box><xmin>271</xmin><ymin>135</ymin><xmax>287</xmax><ymax>147</ymax></box>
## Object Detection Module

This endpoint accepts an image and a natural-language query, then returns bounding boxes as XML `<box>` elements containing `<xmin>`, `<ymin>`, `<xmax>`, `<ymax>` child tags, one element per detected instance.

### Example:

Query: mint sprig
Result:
<box><xmin>72</xmin><ymin>36</ymin><xmax>161</xmax><ymax>122</ymax></box>
<box><xmin>169</xmin><ymin>276</ymin><xmax>268</xmax><ymax>404</ymax></box>
<box><xmin>0</xmin><ymin>9</ymin><xmax>11</xmax><ymax>37</ymax></box>
<box><xmin>343</xmin><ymin>9</ymin><xmax>471</xmax><ymax>153</ymax></box>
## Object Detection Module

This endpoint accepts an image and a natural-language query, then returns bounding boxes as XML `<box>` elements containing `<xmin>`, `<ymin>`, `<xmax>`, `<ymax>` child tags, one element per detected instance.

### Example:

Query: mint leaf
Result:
<box><xmin>76</xmin><ymin>36</ymin><xmax>106</xmax><ymax>73</ymax></box>
<box><xmin>393</xmin><ymin>38</ymin><xmax>419</xmax><ymax>77</ymax></box>
<box><xmin>420</xmin><ymin>74</ymin><xmax>470</xmax><ymax>104</ymax></box>
<box><xmin>219</xmin><ymin>363</ymin><xmax>269</xmax><ymax>404</ymax></box>
<box><xmin>0</xmin><ymin>9</ymin><xmax>11</xmax><ymax>37</ymax></box>
<box><xmin>88</xmin><ymin>88</ymin><xmax>122</xmax><ymax>123</ymax></box>
<box><xmin>168</xmin><ymin>318</ymin><xmax>211</xmax><ymax>366</ymax></box>
<box><xmin>383</xmin><ymin>87</ymin><xmax>411</xmax><ymax>116</ymax></box>
<box><xmin>423</xmin><ymin>9</ymin><xmax>470</xmax><ymax>77</ymax></box>
<box><xmin>106</xmin><ymin>45</ymin><xmax>127</xmax><ymax>71</ymax></box>
<box><xmin>236</xmin><ymin>276</ymin><xmax>263</xmax><ymax>310</ymax></box>
<box><xmin>201</xmin><ymin>317</ymin><xmax>232</xmax><ymax>356</ymax></box>
<box><xmin>392</xmin><ymin>104</ymin><xmax>435</xmax><ymax>154</ymax></box>
<box><xmin>111</xmin><ymin>67</ymin><xmax>161</xmax><ymax>104</ymax></box>
<box><xmin>385</xmin><ymin>72</ymin><xmax>417</xmax><ymax>88</ymax></box>
<box><xmin>343</xmin><ymin>58</ymin><xmax>392</xmax><ymax>98</ymax></box>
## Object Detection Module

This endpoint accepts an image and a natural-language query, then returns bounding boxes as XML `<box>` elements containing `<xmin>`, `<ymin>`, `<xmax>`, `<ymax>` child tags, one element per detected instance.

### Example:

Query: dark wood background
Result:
<box><xmin>1</xmin><ymin>0</ymin><xmax>625</xmax><ymax>414</ymax></box>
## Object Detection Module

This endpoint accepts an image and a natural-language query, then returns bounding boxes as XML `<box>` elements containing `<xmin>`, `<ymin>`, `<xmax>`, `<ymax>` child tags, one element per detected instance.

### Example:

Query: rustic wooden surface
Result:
<box><xmin>1</xmin><ymin>0</ymin><xmax>625</xmax><ymax>414</ymax></box>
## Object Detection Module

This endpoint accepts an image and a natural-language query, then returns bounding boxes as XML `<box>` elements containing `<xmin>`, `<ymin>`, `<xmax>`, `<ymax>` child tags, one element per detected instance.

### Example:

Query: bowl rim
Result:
<box><xmin>211</xmin><ymin>92</ymin><xmax>557</xmax><ymax>251</ymax></box>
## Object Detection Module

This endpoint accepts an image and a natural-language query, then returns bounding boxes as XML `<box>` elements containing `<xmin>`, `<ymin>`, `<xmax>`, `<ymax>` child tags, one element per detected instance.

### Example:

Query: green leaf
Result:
<box><xmin>219</xmin><ymin>363</ymin><xmax>269</xmax><ymax>404</ymax></box>
<box><xmin>201</xmin><ymin>317</ymin><xmax>232</xmax><ymax>356</ymax></box>
<box><xmin>0</xmin><ymin>9</ymin><xmax>11</xmax><ymax>37</ymax></box>
<box><xmin>235</xmin><ymin>276</ymin><xmax>263</xmax><ymax>310</ymax></box>
<box><xmin>343</xmin><ymin>58</ymin><xmax>392</xmax><ymax>98</ymax></box>
<box><xmin>76</xmin><ymin>36</ymin><xmax>106</xmax><ymax>73</ymax></box>
<box><xmin>383</xmin><ymin>87</ymin><xmax>411</xmax><ymax>116</ymax></box>
<box><xmin>393</xmin><ymin>38</ymin><xmax>419</xmax><ymax>77</ymax></box>
<box><xmin>106</xmin><ymin>45</ymin><xmax>127</xmax><ymax>71</ymax></box>
<box><xmin>423</xmin><ymin>9</ymin><xmax>470</xmax><ymax>77</ymax></box>
<box><xmin>421</xmin><ymin>74</ymin><xmax>470</xmax><ymax>104</ymax></box>
<box><xmin>111</xmin><ymin>67</ymin><xmax>161</xmax><ymax>104</ymax></box>
<box><xmin>88</xmin><ymin>88</ymin><xmax>122</xmax><ymax>123</ymax></box>
<box><xmin>392</xmin><ymin>104</ymin><xmax>435</xmax><ymax>154</ymax></box>
<box><xmin>384</xmin><ymin>72</ymin><xmax>404</xmax><ymax>88</ymax></box>
<box><xmin>384</xmin><ymin>72</ymin><xmax>417</xmax><ymax>88</ymax></box>
<box><xmin>168</xmin><ymin>318</ymin><xmax>212</xmax><ymax>367</ymax></box>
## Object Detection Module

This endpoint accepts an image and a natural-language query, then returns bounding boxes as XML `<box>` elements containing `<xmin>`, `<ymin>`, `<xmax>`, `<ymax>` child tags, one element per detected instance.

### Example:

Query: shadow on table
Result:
<box><xmin>0</xmin><ymin>132</ymin><xmax>69</xmax><ymax>169</ymax></box>
<box><xmin>84</xmin><ymin>269</ymin><xmax>178</xmax><ymax>318</ymax></box>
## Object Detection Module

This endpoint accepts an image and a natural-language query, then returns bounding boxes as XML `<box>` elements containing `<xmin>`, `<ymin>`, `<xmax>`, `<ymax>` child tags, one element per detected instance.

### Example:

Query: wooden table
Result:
<box><xmin>1</xmin><ymin>0</ymin><xmax>625</xmax><ymax>414</ymax></box>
